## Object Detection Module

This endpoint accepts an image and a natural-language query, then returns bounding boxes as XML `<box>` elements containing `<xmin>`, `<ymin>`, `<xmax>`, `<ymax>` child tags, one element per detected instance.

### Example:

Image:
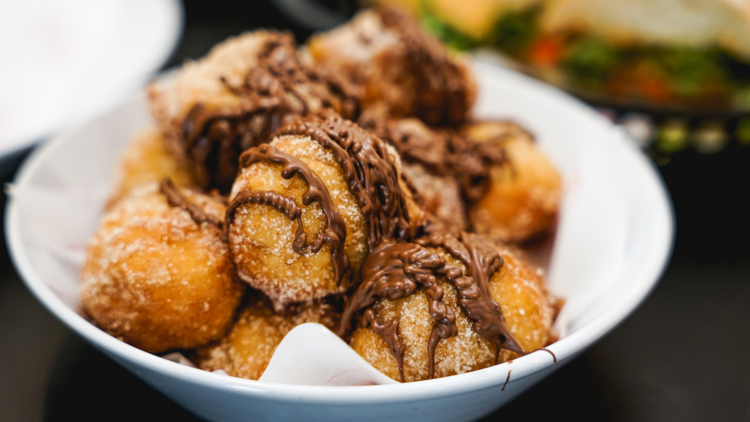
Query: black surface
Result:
<box><xmin>2</xmin><ymin>1</ymin><xmax>750</xmax><ymax>421</ymax></box>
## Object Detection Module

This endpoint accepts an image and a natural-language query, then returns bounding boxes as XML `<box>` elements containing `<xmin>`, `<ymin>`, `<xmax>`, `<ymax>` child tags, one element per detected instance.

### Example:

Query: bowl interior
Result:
<box><xmin>5</xmin><ymin>60</ymin><xmax>673</xmax><ymax>400</ymax></box>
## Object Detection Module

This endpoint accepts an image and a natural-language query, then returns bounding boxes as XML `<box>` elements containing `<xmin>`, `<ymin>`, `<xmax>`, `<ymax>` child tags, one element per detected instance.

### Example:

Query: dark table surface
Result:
<box><xmin>2</xmin><ymin>2</ymin><xmax>750</xmax><ymax>421</ymax></box>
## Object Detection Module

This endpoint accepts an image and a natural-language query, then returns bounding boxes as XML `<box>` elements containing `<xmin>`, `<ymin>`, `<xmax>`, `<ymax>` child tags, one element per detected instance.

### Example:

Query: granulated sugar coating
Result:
<box><xmin>491</xmin><ymin>248</ymin><xmax>555</xmax><ymax>352</ymax></box>
<box><xmin>349</xmin><ymin>247</ymin><xmax>554</xmax><ymax>382</ymax></box>
<box><xmin>80</xmin><ymin>183</ymin><xmax>245</xmax><ymax>354</ymax></box>
<box><xmin>108</xmin><ymin>128</ymin><xmax>195</xmax><ymax>207</ymax></box>
<box><xmin>466</xmin><ymin>122</ymin><xmax>561</xmax><ymax>244</ymax></box>
<box><xmin>228</xmin><ymin>134</ymin><xmax>368</xmax><ymax>310</ymax></box>
<box><xmin>148</xmin><ymin>30</ymin><xmax>273</xmax><ymax>147</ymax></box>
<box><xmin>194</xmin><ymin>294</ymin><xmax>340</xmax><ymax>380</ymax></box>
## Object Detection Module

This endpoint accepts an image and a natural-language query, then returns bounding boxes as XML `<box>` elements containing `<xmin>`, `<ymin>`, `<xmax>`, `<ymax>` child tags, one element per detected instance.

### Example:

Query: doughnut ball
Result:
<box><xmin>303</xmin><ymin>7</ymin><xmax>476</xmax><ymax>125</ymax></box>
<box><xmin>228</xmin><ymin>134</ymin><xmax>368</xmax><ymax>309</ymax></box>
<box><xmin>466</xmin><ymin>121</ymin><xmax>562</xmax><ymax>243</ymax></box>
<box><xmin>148</xmin><ymin>31</ymin><xmax>282</xmax><ymax>164</ymax></box>
<box><xmin>402</xmin><ymin>162</ymin><xmax>467</xmax><ymax>230</ymax></box>
<box><xmin>350</xmin><ymin>246</ymin><xmax>555</xmax><ymax>382</ymax></box>
<box><xmin>149</xmin><ymin>30</ymin><xmax>356</xmax><ymax>192</ymax></box>
<box><xmin>81</xmin><ymin>183</ymin><xmax>245</xmax><ymax>353</ymax></box>
<box><xmin>193</xmin><ymin>294</ymin><xmax>340</xmax><ymax>380</ymax></box>
<box><xmin>109</xmin><ymin>127</ymin><xmax>195</xmax><ymax>206</ymax></box>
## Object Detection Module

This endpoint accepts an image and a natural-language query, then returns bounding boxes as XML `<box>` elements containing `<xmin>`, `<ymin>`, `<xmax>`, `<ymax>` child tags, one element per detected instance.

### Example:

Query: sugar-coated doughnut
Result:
<box><xmin>465</xmin><ymin>121</ymin><xmax>562</xmax><ymax>243</ymax></box>
<box><xmin>81</xmin><ymin>181</ymin><xmax>245</xmax><ymax>353</ymax></box>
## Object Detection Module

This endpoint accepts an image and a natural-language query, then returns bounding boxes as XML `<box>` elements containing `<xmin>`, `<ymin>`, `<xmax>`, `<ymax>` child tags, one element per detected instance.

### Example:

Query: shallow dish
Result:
<box><xmin>5</xmin><ymin>60</ymin><xmax>673</xmax><ymax>422</ymax></box>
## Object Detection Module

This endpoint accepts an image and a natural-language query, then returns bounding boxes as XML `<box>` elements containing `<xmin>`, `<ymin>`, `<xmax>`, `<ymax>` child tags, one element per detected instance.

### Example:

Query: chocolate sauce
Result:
<box><xmin>417</xmin><ymin>231</ymin><xmax>524</xmax><ymax>359</ymax></box>
<box><xmin>358</xmin><ymin>111</ymin><xmax>507</xmax><ymax>204</ymax></box>
<box><xmin>375</xmin><ymin>7</ymin><xmax>473</xmax><ymax>126</ymax></box>
<box><xmin>228</xmin><ymin>144</ymin><xmax>351</xmax><ymax>287</ymax></box>
<box><xmin>274</xmin><ymin>110</ymin><xmax>414</xmax><ymax>248</ymax></box>
<box><xmin>538</xmin><ymin>347</ymin><xmax>557</xmax><ymax>363</ymax></box>
<box><xmin>501</xmin><ymin>369</ymin><xmax>512</xmax><ymax>391</ymax></box>
<box><xmin>358</xmin><ymin>111</ymin><xmax>450</xmax><ymax>176</ymax></box>
<box><xmin>363</xmin><ymin>308</ymin><xmax>404</xmax><ymax>382</ymax></box>
<box><xmin>159</xmin><ymin>178</ymin><xmax>224</xmax><ymax>230</ymax></box>
<box><xmin>339</xmin><ymin>230</ymin><xmax>523</xmax><ymax>380</ymax></box>
<box><xmin>226</xmin><ymin>190</ymin><xmax>301</xmax><ymax>225</ymax></box>
<box><xmin>180</xmin><ymin>33</ymin><xmax>357</xmax><ymax>192</ymax></box>
<box><xmin>337</xmin><ymin>240</ymin><xmax>456</xmax><ymax>381</ymax></box>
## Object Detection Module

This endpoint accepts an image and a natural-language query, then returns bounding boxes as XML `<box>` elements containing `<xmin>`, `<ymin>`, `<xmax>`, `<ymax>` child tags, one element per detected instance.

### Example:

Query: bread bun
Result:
<box><xmin>540</xmin><ymin>0</ymin><xmax>750</xmax><ymax>60</ymax></box>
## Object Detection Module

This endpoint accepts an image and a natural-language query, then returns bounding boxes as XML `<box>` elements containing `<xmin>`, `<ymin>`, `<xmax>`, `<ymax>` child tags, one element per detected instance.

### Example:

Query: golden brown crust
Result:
<box><xmin>228</xmin><ymin>134</ymin><xmax>368</xmax><ymax>309</ymax></box>
<box><xmin>149</xmin><ymin>31</ymin><xmax>357</xmax><ymax>192</ymax></box>
<box><xmin>80</xmin><ymin>183</ymin><xmax>245</xmax><ymax>354</ymax></box>
<box><xmin>193</xmin><ymin>294</ymin><xmax>340</xmax><ymax>380</ymax></box>
<box><xmin>465</xmin><ymin>121</ymin><xmax>561</xmax><ymax>244</ymax></box>
<box><xmin>349</xmin><ymin>246</ymin><xmax>554</xmax><ymax>382</ymax></box>
<box><xmin>304</xmin><ymin>7</ymin><xmax>476</xmax><ymax>125</ymax></box>
<box><xmin>491</xmin><ymin>248</ymin><xmax>555</xmax><ymax>352</ymax></box>
<box><xmin>108</xmin><ymin>128</ymin><xmax>195</xmax><ymax>207</ymax></box>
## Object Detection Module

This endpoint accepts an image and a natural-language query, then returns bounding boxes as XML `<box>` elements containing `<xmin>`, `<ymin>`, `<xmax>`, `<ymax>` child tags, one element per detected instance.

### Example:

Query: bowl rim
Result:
<box><xmin>4</xmin><ymin>64</ymin><xmax>674</xmax><ymax>404</ymax></box>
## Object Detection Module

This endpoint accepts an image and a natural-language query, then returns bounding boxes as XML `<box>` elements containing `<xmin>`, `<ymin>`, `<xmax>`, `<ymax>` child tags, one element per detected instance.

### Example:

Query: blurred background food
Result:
<box><xmin>370</xmin><ymin>0</ymin><xmax>750</xmax><ymax>160</ymax></box>
<box><xmin>413</xmin><ymin>0</ymin><xmax>750</xmax><ymax>110</ymax></box>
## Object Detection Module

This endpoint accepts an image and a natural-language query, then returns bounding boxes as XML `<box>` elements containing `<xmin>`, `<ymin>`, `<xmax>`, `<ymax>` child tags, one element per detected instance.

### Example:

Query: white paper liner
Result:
<box><xmin>159</xmin><ymin>325</ymin><xmax>401</xmax><ymax>385</ymax></box>
<box><xmin>162</xmin><ymin>323</ymin><xmax>398</xmax><ymax>385</ymax></box>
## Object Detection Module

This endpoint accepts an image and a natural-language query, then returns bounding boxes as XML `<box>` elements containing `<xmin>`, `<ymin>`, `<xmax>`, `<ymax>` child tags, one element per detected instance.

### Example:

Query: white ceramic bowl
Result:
<box><xmin>5</xmin><ymin>60</ymin><xmax>673</xmax><ymax>422</ymax></box>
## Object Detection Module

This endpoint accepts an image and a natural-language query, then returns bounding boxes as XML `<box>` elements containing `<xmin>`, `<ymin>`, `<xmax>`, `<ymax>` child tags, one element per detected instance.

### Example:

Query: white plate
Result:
<box><xmin>5</xmin><ymin>60</ymin><xmax>673</xmax><ymax>422</ymax></box>
<box><xmin>0</xmin><ymin>0</ymin><xmax>182</xmax><ymax>157</ymax></box>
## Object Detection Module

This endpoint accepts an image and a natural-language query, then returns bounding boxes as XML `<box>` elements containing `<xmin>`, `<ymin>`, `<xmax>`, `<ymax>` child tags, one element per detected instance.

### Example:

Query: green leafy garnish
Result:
<box><xmin>649</xmin><ymin>47</ymin><xmax>726</xmax><ymax>97</ymax></box>
<box><xmin>562</xmin><ymin>37</ymin><xmax>620</xmax><ymax>86</ymax></box>
<box><xmin>421</xmin><ymin>14</ymin><xmax>479</xmax><ymax>51</ymax></box>
<box><xmin>491</xmin><ymin>7</ymin><xmax>539</xmax><ymax>56</ymax></box>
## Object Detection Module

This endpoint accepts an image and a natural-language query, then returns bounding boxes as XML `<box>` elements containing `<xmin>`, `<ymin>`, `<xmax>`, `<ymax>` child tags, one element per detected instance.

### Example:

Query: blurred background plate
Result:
<box><xmin>0</xmin><ymin>0</ymin><xmax>183</xmax><ymax>160</ymax></box>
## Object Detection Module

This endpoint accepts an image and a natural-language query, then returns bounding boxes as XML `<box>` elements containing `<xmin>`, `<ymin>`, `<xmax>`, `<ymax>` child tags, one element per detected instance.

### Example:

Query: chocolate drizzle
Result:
<box><xmin>501</xmin><ymin>369</ymin><xmax>512</xmax><ymax>391</ymax></box>
<box><xmin>362</xmin><ymin>308</ymin><xmax>404</xmax><ymax>382</ymax></box>
<box><xmin>181</xmin><ymin>33</ymin><xmax>358</xmax><ymax>192</ymax></box>
<box><xmin>274</xmin><ymin>110</ymin><xmax>414</xmax><ymax>248</ymax></box>
<box><xmin>226</xmin><ymin>190</ymin><xmax>301</xmax><ymax>225</ymax></box>
<box><xmin>339</xmin><ymin>229</ymin><xmax>523</xmax><ymax>381</ymax></box>
<box><xmin>375</xmin><ymin>7</ymin><xmax>473</xmax><ymax>125</ymax></box>
<box><xmin>537</xmin><ymin>347</ymin><xmax>557</xmax><ymax>363</ymax></box>
<box><xmin>337</xmin><ymin>240</ymin><xmax>457</xmax><ymax>381</ymax></box>
<box><xmin>159</xmin><ymin>178</ymin><xmax>224</xmax><ymax>230</ymax></box>
<box><xmin>358</xmin><ymin>111</ymin><xmax>507</xmax><ymax>204</ymax></box>
<box><xmin>228</xmin><ymin>144</ymin><xmax>351</xmax><ymax>287</ymax></box>
<box><xmin>416</xmin><ymin>231</ymin><xmax>525</xmax><ymax>360</ymax></box>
